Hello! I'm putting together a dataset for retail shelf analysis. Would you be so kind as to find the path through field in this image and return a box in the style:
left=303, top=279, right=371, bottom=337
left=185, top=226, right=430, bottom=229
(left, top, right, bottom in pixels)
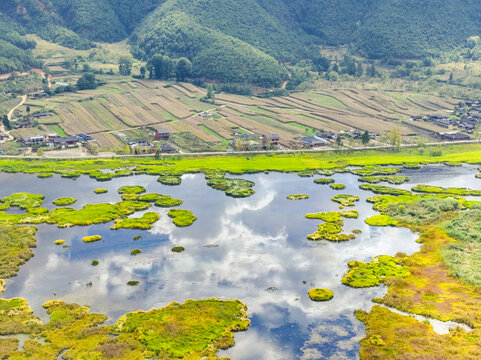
left=7, top=95, right=26, bottom=121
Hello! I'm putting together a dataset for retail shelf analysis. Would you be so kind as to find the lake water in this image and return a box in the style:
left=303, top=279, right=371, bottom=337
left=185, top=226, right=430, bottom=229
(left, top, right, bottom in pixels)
left=0, top=164, right=479, bottom=359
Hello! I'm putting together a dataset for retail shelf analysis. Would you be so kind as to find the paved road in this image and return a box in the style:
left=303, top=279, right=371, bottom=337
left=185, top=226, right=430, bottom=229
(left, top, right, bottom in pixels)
left=1, top=139, right=480, bottom=160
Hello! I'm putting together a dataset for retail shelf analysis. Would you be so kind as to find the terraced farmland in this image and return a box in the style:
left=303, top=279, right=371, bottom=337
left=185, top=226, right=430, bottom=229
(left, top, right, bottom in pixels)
left=19, top=79, right=457, bottom=149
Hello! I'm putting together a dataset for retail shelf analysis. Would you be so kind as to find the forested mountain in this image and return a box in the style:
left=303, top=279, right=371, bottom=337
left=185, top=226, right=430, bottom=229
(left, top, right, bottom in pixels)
left=0, top=13, right=40, bottom=73
left=1, top=0, right=481, bottom=83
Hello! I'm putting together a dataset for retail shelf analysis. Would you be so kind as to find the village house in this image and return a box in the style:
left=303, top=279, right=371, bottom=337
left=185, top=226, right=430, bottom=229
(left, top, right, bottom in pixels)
left=299, top=136, right=330, bottom=147
left=53, top=136, right=80, bottom=149
left=13, top=118, right=34, bottom=129
left=160, top=144, right=176, bottom=153
left=155, top=128, right=170, bottom=140
left=128, top=139, right=155, bottom=153
left=438, top=132, right=471, bottom=141
left=262, top=134, right=280, bottom=146
left=0, top=133, right=9, bottom=142
left=316, top=131, right=337, bottom=141
left=29, top=113, right=52, bottom=119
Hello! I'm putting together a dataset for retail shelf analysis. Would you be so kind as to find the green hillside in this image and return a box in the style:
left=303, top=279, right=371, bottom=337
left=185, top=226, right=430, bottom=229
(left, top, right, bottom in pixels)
left=0, top=14, right=40, bottom=73
left=1, top=0, right=481, bottom=82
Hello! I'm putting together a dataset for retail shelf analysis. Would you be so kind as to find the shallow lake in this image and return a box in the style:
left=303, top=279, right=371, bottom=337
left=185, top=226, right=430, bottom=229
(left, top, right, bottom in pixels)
left=0, top=164, right=479, bottom=359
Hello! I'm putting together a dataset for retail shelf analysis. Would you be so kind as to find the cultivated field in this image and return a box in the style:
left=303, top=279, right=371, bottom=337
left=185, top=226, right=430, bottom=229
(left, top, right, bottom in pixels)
left=12, top=78, right=459, bottom=149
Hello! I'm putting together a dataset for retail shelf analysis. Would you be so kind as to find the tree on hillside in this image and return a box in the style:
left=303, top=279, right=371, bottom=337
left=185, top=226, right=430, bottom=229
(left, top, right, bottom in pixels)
left=76, top=73, right=97, bottom=90
left=388, top=128, right=401, bottom=150
left=207, top=84, right=215, bottom=103
left=175, top=58, right=192, bottom=81
left=2, top=115, right=11, bottom=131
left=367, top=64, right=377, bottom=77
left=26, top=106, right=31, bottom=115
left=149, top=55, right=175, bottom=80
left=118, top=56, right=133, bottom=75
left=139, top=66, right=146, bottom=79
left=362, top=130, right=370, bottom=145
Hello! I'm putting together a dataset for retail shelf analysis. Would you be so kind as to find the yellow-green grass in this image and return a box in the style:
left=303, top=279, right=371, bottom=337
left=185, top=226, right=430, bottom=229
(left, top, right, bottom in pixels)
left=0, top=143, right=481, bottom=177
left=94, top=188, right=108, bottom=194
left=113, top=298, right=249, bottom=358
left=0, top=193, right=45, bottom=210
left=171, top=246, right=185, bottom=253
left=0, top=225, right=37, bottom=291
left=287, top=194, right=309, bottom=200
left=52, top=197, right=76, bottom=206
left=307, top=222, right=355, bottom=242
left=54, top=240, right=65, bottom=245
left=168, top=209, right=197, bottom=227
left=111, top=212, right=160, bottom=230
left=356, top=305, right=481, bottom=359
left=82, top=235, right=102, bottom=243
left=308, top=288, right=334, bottom=301
left=365, top=214, right=399, bottom=226
left=331, top=194, right=360, bottom=207
left=342, top=255, right=410, bottom=288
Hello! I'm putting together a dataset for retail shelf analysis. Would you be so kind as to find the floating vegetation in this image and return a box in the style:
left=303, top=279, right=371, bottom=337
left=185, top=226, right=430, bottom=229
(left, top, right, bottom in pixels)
left=113, top=299, right=249, bottom=358
left=47, top=201, right=150, bottom=228
left=91, top=260, right=99, bottom=266
left=305, top=210, right=359, bottom=223
left=307, top=222, right=355, bottom=242
left=0, top=192, right=45, bottom=209
left=53, top=197, right=77, bottom=206
left=154, top=196, right=183, bottom=208
left=476, top=173, right=481, bottom=179
left=0, top=225, right=36, bottom=289
left=94, top=188, right=108, bottom=194
left=130, top=249, right=142, bottom=256
left=206, top=173, right=255, bottom=197
left=314, top=177, right=335, bottom=184
left=412, top=184, right=481, bottom=196
left=308, top=288, right=334, bottom=301
left=111, top=212, right=160, bottom=230
left=168, top=209, right=197, bottom=227
left=82, top=235, right=102, bottom=243
left=351, top=166, right=401, bottom=176
left=443, top=161, right=462, bottom=167
left=133, top=235, right=142, bottom=241
left=54, top=240, right=65, bottom=245
left=172, top=246, right=185, bottom=253
left=158, top=176, right=182, bottom=185
left=297, top=169, right=316, bottom=177
left=365, top=215, right=399, bottom=226
left=332, top=194, right=360, bottom=207
left=127, top=280, right=139, bottom=286
left=360, top=184, right=412, bottom=196
left=117, top=185, right=146, bottom=195
left=403, top=162, right=421, bottom=169
left=287, top=194, right=309, bottom=200
left=353, top=229, right=362, bottom=234
left=342, top=255, right=410, bottom=288
left=359, top=176, right=410, bottom=184
left=37, top=173, right=53, bottom=178
left=330, top=183, right=346, bottom=190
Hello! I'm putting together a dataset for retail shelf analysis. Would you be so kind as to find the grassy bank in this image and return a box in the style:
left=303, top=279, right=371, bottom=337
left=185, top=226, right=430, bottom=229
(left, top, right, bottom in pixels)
left=0, top=144, right=481, bottom=177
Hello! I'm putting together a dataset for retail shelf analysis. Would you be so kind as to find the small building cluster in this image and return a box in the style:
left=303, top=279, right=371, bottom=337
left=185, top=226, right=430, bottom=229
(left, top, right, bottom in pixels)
left=18, top=133, right=93, bottom=150
left=410, top=100, right=481, bottom=139
left=13, top=113, right=52, bottom=129
left=128, top=128, right=176, bottom=154
left=231, top=133, right=280, bottom=150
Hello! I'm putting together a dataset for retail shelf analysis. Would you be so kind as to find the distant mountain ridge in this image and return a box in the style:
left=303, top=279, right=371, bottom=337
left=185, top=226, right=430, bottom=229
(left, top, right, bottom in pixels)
left=1, top=0, right=481, bottom=82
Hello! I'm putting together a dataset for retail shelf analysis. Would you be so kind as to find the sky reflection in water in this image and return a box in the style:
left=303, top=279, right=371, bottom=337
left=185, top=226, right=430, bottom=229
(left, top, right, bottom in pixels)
left=1, top=164, right=478, bottom=359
